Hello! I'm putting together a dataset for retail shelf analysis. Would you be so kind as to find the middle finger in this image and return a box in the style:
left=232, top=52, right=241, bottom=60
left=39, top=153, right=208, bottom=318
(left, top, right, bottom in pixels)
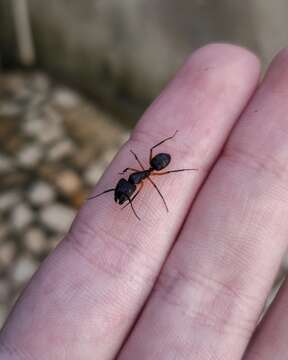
left=118, top=49, right=288, bottom=360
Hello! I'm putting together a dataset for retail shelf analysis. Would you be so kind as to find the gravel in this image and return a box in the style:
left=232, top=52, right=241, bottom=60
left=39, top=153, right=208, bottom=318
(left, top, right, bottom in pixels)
left=0, top=154, right=14, bottom=173
left=55, top=170, right=81, bottom=195
left=10, top=204, right=34, bottom=230
left=84, top=163, right=105, bottom=186
left=11, top=256, right=38, bottom=285
left=52, top=88, right=81, bottom=108
left=47, top=139, right=75, bottom=161
left=28, top=181, right=55, bottom=206
left=0, top=192, right=21, bottom=212
left=23, top=227, right=47, bottom=254
left=0, top=71, right=128, bottom=329
left=40, top=203, right=76, bottom=233
left=0, top=242, right=16, bottom=269
left=17, top=144, right=43, bottom=168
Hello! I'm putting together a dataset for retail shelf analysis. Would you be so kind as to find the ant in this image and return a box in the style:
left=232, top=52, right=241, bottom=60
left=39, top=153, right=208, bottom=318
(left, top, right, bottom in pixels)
left=88, top=131, right=197, bottom=220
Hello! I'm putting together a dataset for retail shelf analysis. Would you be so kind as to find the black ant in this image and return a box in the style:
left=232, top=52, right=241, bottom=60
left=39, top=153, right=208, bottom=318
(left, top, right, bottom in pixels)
left=88, top=131, right=197, bottom=220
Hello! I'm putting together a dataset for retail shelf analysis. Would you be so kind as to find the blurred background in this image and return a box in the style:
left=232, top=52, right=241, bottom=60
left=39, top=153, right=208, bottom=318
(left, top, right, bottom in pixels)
left=1, top=0, right=288, bottom=328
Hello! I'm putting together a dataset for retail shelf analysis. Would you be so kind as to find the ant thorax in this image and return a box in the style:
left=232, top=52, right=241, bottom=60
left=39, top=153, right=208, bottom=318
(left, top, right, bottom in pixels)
left=128, top=170, right=150, bottom=185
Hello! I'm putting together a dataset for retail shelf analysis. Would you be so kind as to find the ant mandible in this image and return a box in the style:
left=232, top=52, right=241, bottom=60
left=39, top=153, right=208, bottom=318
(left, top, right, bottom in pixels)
left=88, top=130, right=197, bottom=220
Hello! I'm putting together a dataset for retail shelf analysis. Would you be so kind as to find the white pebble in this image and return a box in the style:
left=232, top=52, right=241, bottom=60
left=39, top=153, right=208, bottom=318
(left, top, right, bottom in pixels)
left=28, top=181, right=55, bottom=205
left=0, top=154, right=14, bottom=173
left=11, top=256, right=38, bottom=285
left=31, top=72, right=50, bottom=92
left=48, top=140, right=75, bottom=161
left=17, top=144, right=42, bottom=168
left=39, top=123, right=63, bottom=144
left=102, top=148, right=118, bottom=165
left=11, top=203, right=34, bottom=230
left=23, top=115, right=63, bottom=144
left=55, top=170, right=81, bottom=195
left=23, top=113, right=42, bottom=134
left=0, top=103, right=21, bottom=116
left=23, top=117, right=45, bottom=137
left=40, top=203, right=76, bottom=233
left=24, top=227, right=47, bottom=254
left=0, top=223, right=9, bottom=242
left=22, top=108, right=63, bottom=144
left=84, top=163, right=104, bottom=186
left=52, top=88, right=81, bottom=108
left=0, top=242, right=16, bottom=267
left=0, top=192, right=20, bottom=212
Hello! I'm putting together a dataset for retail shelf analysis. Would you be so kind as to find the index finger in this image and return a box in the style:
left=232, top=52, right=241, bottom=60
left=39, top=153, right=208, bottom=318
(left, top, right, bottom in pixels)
left=0, top=44, right=260, bottom=360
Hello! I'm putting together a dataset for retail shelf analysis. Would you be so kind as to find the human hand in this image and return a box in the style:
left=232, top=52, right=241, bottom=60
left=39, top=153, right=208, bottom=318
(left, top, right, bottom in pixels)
left=1, top=43, right=288, bottom=360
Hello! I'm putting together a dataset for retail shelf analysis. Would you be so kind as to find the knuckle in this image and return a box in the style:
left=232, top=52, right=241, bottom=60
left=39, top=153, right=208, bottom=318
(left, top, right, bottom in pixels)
left=66, top=219, right=156, bottom=288
left=153, top=265, right=258, bottom=336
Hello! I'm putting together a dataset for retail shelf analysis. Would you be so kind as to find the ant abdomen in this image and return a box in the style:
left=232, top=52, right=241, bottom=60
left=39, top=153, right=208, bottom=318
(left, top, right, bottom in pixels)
left=150, top=153, right=171, bottom=171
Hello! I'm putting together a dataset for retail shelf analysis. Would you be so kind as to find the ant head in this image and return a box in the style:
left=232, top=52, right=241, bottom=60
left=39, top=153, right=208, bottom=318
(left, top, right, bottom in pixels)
left=116, top=192, right=128, bottom=205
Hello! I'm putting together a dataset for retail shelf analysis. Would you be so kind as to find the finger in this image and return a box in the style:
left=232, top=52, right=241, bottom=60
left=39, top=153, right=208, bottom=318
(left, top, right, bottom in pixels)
left=118, top=49, right=288, bottom=359
left=244, top=277, right=288, bottom=360
left=0, top=44, right=260, bottom=360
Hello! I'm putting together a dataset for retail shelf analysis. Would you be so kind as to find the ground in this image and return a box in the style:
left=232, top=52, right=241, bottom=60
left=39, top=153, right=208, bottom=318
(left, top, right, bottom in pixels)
left=0, top=71, right=129, bottom=327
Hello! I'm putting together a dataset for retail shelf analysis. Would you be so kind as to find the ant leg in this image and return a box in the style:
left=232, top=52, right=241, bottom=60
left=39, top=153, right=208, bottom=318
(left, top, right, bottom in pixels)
left=152, top=168, right=198, bottom=176
left=130, top=150, right=145, bottom=170
left=121, top=182, right=144, bottom=210
left=149, top=130, right=178, bottom=162
left=87, top=188, right=115, bottom=200
left=119, top=167, right=139, bottom=175
left=147, top=176, right=169, bottom=212
left=124, top=194, right=141, bottom=220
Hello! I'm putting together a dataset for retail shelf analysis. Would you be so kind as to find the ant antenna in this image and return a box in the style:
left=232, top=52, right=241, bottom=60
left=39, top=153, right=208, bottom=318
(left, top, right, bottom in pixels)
left=87, top=188, right=115, bottom=200
left=130, top=150, right=145, bottom=170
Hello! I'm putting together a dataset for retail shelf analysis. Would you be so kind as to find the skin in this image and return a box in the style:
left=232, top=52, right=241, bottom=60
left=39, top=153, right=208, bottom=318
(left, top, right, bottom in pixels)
left=1, top=43, right=288, bottom=359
